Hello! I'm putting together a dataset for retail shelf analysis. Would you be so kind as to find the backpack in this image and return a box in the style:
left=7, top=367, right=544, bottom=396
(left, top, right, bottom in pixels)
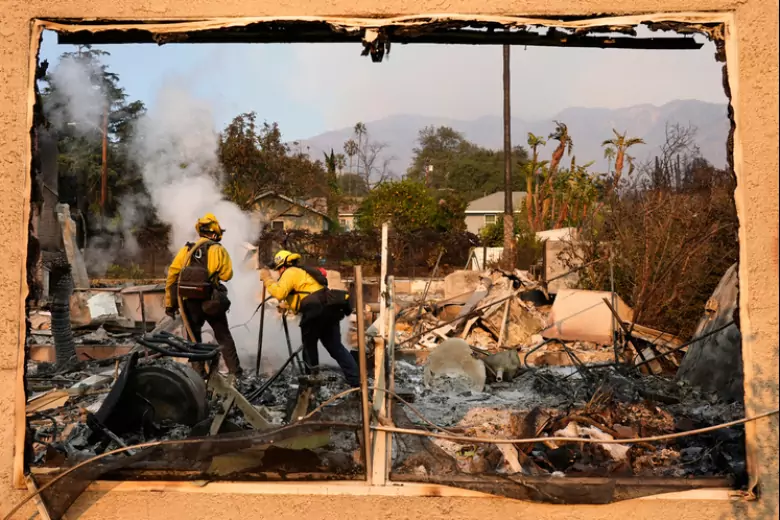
left=178, top=241, right=216, bottom=300
left=297, top=266, right=353, bottom=319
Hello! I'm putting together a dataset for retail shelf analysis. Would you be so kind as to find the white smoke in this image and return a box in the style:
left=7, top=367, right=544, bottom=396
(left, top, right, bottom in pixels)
left=129, top=85, right=341, bottom=373
left=44, top=55, right=106, bottom=135
left=43, top=54, right=145, bottom=277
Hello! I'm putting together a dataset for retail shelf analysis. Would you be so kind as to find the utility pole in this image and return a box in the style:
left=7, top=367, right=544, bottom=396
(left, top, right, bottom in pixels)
left=502, top=44, right=515, bottom=270
left=100, top=102, right=108, bottom=218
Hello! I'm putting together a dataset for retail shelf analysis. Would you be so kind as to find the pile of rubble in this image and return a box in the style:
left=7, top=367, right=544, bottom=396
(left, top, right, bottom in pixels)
left=21, top=259, right=748, bottom=514
left=385, top=267, right=746, bottom=483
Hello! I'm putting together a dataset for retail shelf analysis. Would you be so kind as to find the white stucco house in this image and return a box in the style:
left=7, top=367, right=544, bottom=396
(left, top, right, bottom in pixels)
left=464, top=191, right=527, bottom=235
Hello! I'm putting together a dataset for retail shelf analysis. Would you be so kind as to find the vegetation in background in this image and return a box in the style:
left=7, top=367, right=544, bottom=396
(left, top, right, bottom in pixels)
left=41, top=46, right=147, bottom=225
left=218, top=112, right=329, bottom=209
left=565, top=125, right=738, bottom=338
left=405, top=126, right=529, bottom=201
left=355, top=179, right=467, bottom=233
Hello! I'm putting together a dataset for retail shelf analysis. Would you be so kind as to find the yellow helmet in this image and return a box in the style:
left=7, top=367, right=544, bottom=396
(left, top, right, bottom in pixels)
left=272, top=249, right=301, bottom=270
left=196, top=213, right=225, bottom=240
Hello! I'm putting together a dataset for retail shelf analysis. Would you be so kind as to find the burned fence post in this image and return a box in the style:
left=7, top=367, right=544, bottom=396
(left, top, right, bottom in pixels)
left=354, top=265, right=373, bottom=482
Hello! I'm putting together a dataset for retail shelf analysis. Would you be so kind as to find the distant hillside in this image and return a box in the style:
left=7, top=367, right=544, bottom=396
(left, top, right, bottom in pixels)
left=293, top=100, right=729, bottom=177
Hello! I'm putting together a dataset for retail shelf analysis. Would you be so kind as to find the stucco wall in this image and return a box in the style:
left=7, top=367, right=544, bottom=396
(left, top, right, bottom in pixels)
left=0, top=2, right=777, bottom=519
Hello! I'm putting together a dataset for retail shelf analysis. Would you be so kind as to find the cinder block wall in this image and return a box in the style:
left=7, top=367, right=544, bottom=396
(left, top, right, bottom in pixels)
left=0, top=3, right=776, bottom=519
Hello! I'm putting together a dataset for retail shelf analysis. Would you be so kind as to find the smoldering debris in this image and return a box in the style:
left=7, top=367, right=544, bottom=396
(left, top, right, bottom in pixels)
left=384, top=266, right=748, bottom=486
left=21, top=247, right=753, bottom=519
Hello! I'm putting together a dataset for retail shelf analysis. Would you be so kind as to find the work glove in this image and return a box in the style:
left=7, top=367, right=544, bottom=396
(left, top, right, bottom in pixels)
left=259, top=269, right=273, bottom=283
left=165, top=307, right=177, bottom=318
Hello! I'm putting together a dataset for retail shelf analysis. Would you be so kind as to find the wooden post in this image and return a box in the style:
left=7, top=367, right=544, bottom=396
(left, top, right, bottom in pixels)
left=385, top=276, right=396, bottom=475
left=100, top=102, right=109, bottom=217
left=139, top=290, right=146, bottom=332
left=370, top=336, right=387, bottom=485
left=379, top=222, right=389, bottom=338
left=354, top=266, right=372, bottom=482
left=502, top=44, right=515, bottom=271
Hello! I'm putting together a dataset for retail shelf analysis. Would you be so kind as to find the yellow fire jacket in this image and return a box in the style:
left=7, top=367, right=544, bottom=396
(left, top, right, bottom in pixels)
left=165, top=237, right=233, bottom=308
left=263, top=267, right=324, bottom=314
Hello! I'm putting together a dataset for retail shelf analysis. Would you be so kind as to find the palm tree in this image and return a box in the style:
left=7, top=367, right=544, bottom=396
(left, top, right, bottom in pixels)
left=602, top=129, right=645, bottom=189
left=343, top=139, right=358, bottom=173
left=525, top=132, right=547, bottom=229
left=548, top=121, right=573, bottom=175
left=604, top=146, right=616, bottom=174
left=540, top=121, right=573, bottom=228
left=353, top=122, right=367, bottom=176
left=335, top=153, right=346, bottom=174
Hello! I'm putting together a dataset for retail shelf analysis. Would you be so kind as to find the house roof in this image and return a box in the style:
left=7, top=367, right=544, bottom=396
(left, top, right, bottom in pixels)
left=253, top=191, right=332, bottom=222
left=466, top=191, right=527, bottom=214
left=338, top=198, right=364, bottom=216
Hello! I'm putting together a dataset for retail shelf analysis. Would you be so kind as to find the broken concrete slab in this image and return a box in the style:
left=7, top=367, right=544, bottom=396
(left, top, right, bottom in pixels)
left=86, top=292, right=119, bottom=320
left=55, top=203, right=89, bottom=289
left=443, top=270, right=485, bottom=300
left=676, top=263, right=743, bottom=402
left=542, top=289, right=633, bottom=345
left=423, top=338, right=486, bottom=392
left=483, top=299, right=545, bottom=346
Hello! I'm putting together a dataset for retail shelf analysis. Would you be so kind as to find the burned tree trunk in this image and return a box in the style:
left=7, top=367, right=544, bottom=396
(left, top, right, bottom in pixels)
left=49, top=254, right=78, bottom=368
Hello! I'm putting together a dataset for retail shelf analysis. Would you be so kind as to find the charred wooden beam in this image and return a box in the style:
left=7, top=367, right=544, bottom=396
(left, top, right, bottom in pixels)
left=57, top=24, right=702, bottom=50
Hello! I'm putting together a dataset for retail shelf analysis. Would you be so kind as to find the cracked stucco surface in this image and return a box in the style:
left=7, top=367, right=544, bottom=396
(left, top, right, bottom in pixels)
left=0, top=1, right=777, bottom=518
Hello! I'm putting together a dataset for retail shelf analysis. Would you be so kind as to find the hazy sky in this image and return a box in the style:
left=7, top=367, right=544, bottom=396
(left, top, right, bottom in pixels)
left=38, top=27, right=728, bottom=140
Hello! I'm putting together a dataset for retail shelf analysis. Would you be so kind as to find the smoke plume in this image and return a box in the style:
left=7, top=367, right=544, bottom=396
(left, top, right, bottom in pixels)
left=44, top=55, right=107, bottom=135
left=129, top=85, right=340, bottom=372
left=43, top=54, right=145, bottom=277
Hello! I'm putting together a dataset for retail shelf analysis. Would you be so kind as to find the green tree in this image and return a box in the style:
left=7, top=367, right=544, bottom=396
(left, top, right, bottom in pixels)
left=42, top=46, right=147, bottom=225
left=323, top=149, right=342, bottom=229
left=524, top=132, right=547, bottom=229
left=355, top=180, right=465, bottom=233
left=218, top=112, right=328, bottom=209
left=406, top=126, right=529, bottom=201
left=338, top=173, right=370, bottom=197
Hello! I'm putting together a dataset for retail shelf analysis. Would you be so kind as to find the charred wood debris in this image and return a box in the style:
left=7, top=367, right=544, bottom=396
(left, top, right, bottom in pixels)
left=24, top=262, right=746, bottom=509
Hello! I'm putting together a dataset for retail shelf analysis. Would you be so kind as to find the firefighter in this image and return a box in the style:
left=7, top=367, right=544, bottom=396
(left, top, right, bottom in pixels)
left=164, top=213, right=243, bottom=378
left=259, top=250, right=359, bottom=388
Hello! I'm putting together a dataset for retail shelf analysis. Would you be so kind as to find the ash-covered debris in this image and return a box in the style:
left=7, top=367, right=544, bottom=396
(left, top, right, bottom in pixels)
left=25, top=325, right=366, bottom=480
left=388, top=266, right=748, bottom=483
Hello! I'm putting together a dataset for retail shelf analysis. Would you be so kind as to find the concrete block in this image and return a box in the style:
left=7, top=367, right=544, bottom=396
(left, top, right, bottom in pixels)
left=443, top=270, right=484, bottom=300
left=542, top=289, right=633, bottom=345
left=423, top=338, right=486, bottom=392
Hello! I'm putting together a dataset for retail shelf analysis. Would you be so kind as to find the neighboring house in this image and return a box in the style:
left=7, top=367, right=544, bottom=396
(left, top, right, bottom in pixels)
left=252, top=191, right=331, bottom=232
left=465, top=191, right=527, bottom=235
left=337, top=198, right=363, bottom=232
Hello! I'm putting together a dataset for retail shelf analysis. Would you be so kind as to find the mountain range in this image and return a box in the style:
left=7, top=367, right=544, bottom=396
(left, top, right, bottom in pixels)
left=293, top=99, right=729, bottom=176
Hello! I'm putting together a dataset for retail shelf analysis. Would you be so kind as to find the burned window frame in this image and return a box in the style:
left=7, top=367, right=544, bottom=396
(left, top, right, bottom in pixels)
left=16, top=11, right=757, bottom=506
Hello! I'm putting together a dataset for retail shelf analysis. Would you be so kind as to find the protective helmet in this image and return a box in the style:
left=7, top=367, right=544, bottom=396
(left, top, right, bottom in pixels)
left=272, top=250, right=302, bottom=270
left=196, top=213, right=225, bottom=240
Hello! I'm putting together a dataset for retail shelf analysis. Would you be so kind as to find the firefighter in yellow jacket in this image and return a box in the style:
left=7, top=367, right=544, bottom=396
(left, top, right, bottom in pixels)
left=260, top=250, right=359, bottom=387
left=165, top=213, right=243, bottom=377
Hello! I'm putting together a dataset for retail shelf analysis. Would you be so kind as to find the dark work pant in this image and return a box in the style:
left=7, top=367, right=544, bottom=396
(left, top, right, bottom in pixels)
left=300, top=314, right=360, bottom=387
left=183, top=298, right=243, bottom=375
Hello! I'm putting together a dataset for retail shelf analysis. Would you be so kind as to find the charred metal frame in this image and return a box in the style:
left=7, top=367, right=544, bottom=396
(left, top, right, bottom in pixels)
left=18, top=11, right=749, bottom=505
